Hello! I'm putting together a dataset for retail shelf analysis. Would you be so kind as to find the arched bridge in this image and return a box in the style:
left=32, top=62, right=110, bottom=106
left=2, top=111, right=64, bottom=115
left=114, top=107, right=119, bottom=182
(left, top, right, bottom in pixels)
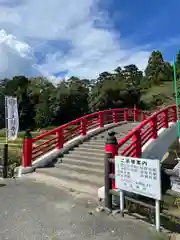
left=19, top=105, right=179, bottom=196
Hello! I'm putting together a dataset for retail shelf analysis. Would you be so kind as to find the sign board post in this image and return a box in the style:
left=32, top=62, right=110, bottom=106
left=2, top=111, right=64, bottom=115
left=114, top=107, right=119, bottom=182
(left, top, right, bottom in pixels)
left=115, top=156, right=161, bottom=231
left=119, top=189, right=124, bottom=217
left=155, top=199, right=160, bottom=231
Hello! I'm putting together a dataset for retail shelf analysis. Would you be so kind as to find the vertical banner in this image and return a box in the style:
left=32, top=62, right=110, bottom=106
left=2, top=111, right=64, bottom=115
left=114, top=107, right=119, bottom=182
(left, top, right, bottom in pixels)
left=5, top=96, right=19, bottom=141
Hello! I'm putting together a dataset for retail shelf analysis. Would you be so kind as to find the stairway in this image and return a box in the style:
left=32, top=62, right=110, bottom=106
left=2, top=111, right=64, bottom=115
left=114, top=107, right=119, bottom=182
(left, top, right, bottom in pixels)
left=35, top=122, right=139, bottom=195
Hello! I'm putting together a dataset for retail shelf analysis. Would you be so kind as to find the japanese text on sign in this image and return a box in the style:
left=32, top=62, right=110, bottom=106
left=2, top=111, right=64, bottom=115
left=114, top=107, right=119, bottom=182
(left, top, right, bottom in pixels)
left=5, top=96, right=19, bottom=141
left=115, top=156, right=161, bottom=200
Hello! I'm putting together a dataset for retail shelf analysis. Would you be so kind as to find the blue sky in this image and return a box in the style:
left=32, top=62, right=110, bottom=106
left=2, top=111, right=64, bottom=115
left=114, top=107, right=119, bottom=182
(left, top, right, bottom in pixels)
left=100, top=0, right=180, bottom=61
left=0, top=0, right=179, bottom=81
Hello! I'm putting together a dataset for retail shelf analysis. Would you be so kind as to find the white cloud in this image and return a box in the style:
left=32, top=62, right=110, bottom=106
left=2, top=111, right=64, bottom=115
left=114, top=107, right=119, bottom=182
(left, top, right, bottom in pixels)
left=0, top=0, right=151, bottom=80
left=0, top=29, right=39, bottom=78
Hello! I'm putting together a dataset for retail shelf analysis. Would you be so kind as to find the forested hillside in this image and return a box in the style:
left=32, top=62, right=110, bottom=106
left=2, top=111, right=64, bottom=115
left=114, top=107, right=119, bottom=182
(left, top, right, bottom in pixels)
left=0, top=50, right=180, bottom=130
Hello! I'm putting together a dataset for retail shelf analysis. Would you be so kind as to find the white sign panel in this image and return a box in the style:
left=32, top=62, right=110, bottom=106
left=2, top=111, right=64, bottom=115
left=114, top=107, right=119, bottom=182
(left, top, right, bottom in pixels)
left=115, top=156, right=161, bottom=200
left=5, top=96, right=19, bottom=141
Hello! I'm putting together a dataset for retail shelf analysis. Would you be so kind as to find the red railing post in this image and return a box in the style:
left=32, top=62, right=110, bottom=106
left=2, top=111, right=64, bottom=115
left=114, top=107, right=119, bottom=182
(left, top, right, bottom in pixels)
left=56, top=128, right=64, bottom=149
left=132, top=129, right=141, bottom=157
left=133, top=106, right=138, bottom=122
left=22, top=130, right=32, bottom=167
left=80, top=118, right=87, bottom=136
left=105, top=132, right=118, bottom=189
left=162, top=109, right=168, bottom=128
left=172, top=105, right=177, bottom=123
left=124, top=109, right=129, bottom=121
left=98, top=112, right=104, bottom=128
left=113, top=110, right=118, bottom=123
left=150, top=115, right=157, bottom=139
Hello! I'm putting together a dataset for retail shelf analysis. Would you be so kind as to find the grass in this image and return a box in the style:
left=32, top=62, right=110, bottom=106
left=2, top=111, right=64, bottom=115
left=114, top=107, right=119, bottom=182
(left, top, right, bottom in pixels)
left=0, top=128, right=42, bottom=138
left=0, top=129, right=46, bottom=175
left=141, top=81, right=180, bottom=110
left=0, top=125, right=75, bottom=157
left=0, top=125, right=77, bottom=177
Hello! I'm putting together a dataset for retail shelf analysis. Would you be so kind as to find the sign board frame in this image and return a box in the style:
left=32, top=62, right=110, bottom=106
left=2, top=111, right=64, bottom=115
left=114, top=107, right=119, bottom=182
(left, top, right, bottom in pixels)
left=115, top=155, right=161, bottom=231
left=115, top=155, right=161, bottom=200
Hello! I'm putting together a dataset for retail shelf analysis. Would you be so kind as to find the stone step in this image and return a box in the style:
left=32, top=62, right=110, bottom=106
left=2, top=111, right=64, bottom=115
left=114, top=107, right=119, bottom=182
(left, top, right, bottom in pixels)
left=55, top=162, right=104, bottom=176
left=93, top=132, right=127, bottom=137
left=79, top=143, right=104, bottom=150
left=88, top=139, right=106, bottom=144
left=57, top=157, right=104, bottom=169
left=92, top=136, right=125, bottom=142
left=85, top=141, right=105, bottom=146
left=92, top=135, right=106, bottom=139
left=36, top=167, right=103, bottom=189
left=85, top=140, right=129, bottom=148
left=61, top=154, right=104, bottom=162
left=52, top=122, right=139, bottom=194
left=68, top=150, right=105, bottom=157
left=90, top=134, right=132, bottom=142
left=29, top=122, right=139, bottom=196
left=75, top=146, right=105, bottom=153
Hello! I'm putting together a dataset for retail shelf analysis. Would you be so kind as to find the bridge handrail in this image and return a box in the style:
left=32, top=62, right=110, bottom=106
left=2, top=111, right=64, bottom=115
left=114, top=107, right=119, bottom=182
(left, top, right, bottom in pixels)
left=22, top=107, right=146, bottom=167
left=118, top=105, right=177, bottom=157
left=32, top=108, right=139, bottom=142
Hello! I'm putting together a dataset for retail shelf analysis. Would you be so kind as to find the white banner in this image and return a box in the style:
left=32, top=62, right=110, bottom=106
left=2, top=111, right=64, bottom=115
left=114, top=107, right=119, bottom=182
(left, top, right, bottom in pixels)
left=5, top=96, right=19, bottom=141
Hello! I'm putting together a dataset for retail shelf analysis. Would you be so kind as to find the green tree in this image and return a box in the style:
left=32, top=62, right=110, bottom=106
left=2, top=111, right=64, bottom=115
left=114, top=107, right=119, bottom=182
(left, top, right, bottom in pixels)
left=35, top=90, right=54, bottom=128
left=51, top=77, right=89, bottom=125
left=4, top=76, right=35, bottom=130
left=0, top=49, right=177, bottom=131
left=122, top=64, right=143, bottom=88
left=176, top=50, right=180, bottom=79
left=89, top=67, right=140, bottom=111
left=145, top=51, right=173, bottom=86
left=67, top=77, right=89, bottom=118
left=50, top=81, right=72, bottom=125
left=145, top=51, right=164, bottom=85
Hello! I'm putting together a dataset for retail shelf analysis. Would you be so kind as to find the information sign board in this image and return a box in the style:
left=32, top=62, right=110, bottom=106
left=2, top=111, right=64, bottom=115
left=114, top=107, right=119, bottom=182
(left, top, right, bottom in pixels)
left=115, top=156, right=161, bottom=200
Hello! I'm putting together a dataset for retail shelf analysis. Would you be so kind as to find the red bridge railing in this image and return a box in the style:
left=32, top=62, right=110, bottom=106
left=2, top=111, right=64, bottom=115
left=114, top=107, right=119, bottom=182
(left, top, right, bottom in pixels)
left=104, top=105, right=177, bottom=190
left=22, top=107, right=146, bottom=167
left=117, top=105, right=177, bottom=158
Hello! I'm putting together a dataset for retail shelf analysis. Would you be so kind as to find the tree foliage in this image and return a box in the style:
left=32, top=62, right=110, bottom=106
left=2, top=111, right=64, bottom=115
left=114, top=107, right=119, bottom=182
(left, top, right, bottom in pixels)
left=0, top=50, right=177, bottom=130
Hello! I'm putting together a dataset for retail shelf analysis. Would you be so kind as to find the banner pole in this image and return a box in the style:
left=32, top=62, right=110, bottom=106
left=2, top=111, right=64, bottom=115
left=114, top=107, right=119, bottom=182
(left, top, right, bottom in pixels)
left=4, top=96, right=8, bottom=144
left=173, top=61, right=180, bottom=143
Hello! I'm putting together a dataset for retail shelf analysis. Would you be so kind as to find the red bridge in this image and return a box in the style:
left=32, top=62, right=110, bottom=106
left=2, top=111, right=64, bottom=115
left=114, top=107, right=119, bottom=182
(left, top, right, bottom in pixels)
left=20, top=105, right=178, bottom=196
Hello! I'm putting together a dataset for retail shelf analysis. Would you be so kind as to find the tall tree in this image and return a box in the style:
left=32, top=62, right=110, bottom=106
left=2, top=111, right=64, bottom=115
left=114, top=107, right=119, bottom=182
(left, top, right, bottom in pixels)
left=89, top=66, right=140, bottom=111
left=122, top=64, right=143, bottom=88
left=51, top=77, right=89, bottom=125
left=145, top=51, right=164, bottom=85
left=145, top=51, right=173, bottom=86
left=176, top=50, right=180, bottom=79
left=35, top=90, right=54, bottom=128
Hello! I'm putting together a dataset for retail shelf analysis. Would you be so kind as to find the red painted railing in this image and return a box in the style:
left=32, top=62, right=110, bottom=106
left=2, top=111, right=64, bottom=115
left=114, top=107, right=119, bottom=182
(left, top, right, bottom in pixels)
left=104, top=105, right=177, bottom=190
left=117, top=105, right=177, bottom=157
left=22, top=107, right=146, bottom=167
